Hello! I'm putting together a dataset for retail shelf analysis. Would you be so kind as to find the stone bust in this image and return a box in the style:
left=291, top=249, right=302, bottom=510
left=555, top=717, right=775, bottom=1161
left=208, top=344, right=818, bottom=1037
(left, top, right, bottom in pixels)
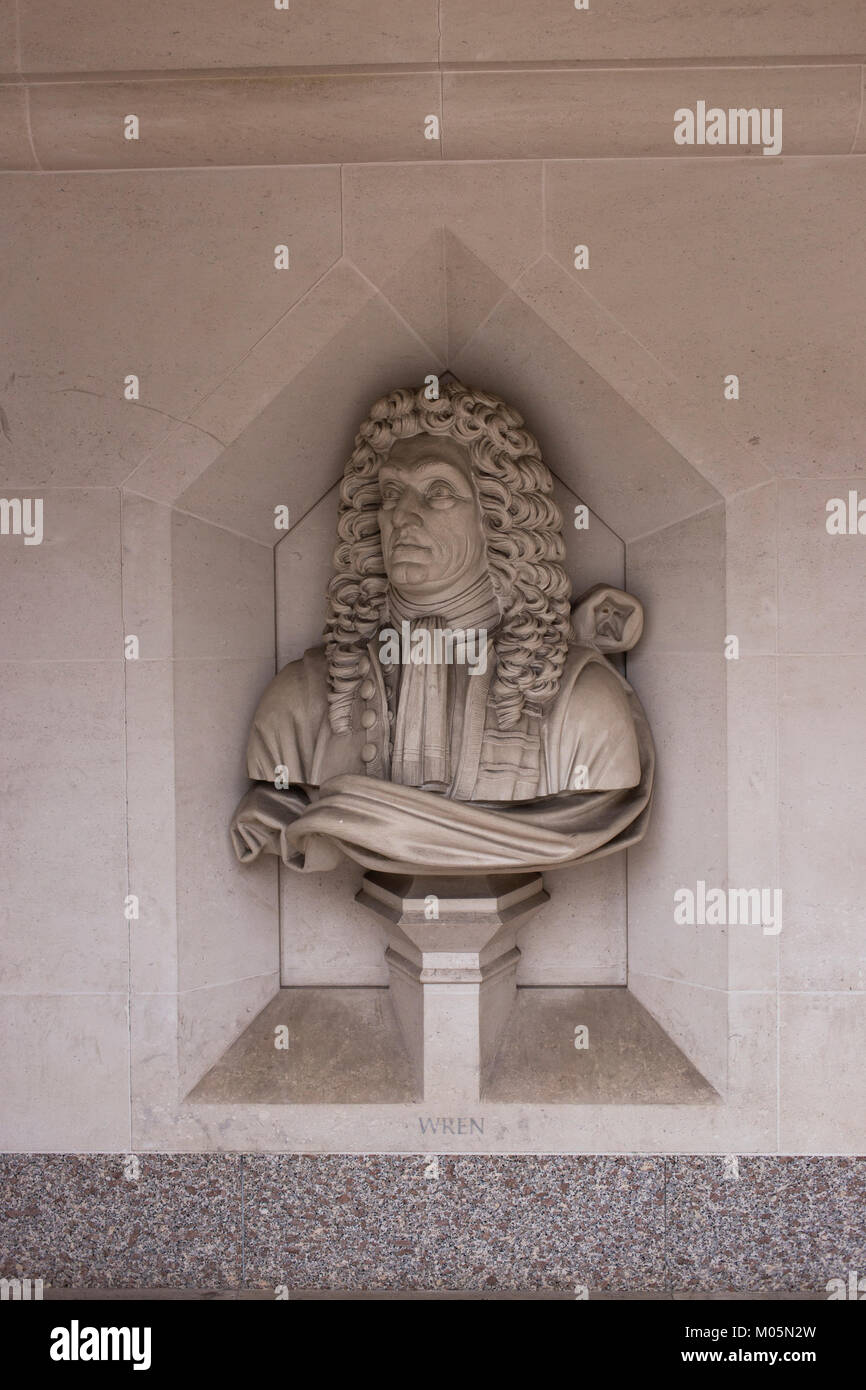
left=230, top=381, right=654, bottom=875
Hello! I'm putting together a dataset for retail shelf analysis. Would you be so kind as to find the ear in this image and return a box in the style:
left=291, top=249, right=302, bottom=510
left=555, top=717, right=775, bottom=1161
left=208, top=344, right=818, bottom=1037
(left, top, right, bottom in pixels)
left=571, top=583, right=644, bottom=653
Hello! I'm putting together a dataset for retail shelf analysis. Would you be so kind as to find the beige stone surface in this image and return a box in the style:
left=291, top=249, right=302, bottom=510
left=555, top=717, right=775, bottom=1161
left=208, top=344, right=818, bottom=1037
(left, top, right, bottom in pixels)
left=18, top=0, right=440, bottom=71
left=275, top=484, right=340, bottom=667
left=517, top=857, right=627, bottom=987
left=0, top=994, right=130, bottom=1150
left=173, top=657, right=279, bottom=993
left=440, top=1, right=866, bottom=61
left=16, top=0, right=866, bottom=74
left=0, top=85, right=860, bottom=1155
left=187, top=260, right=376, bottom=457
left=626, top=652, right=728, bottom=992
left=127, top=984, right=779, bottom=1155
left=515, top=255, right=768, bottom=501
left=126, top=658, right=178, bottom=996
left=0, top=488, right=120, bottom=658
left=28, top=74, right=442, bottom=169
left=192, top=983, right=715, bottom=1106
left=551, top=474, right=625, bottom=596
left=190, top=986, right=417, bottom=1104
left=0, top=661, right=126, bottom=994
left=133, top=1076, right=778, bottom=1155
left=156, top=1101, right=779, bottom=1152
left=131, top=992, right=202, bottom=1144
left=178, top=972, right=279, bottom=1096
left=453, top=291, right=719, bottom=540
left=177, top=294, right=435, bottom=542
left=1, top=169, right=341, bottom=486
left=122, top=427, right=225, bottom=507
left=359, top=874, right=548, bottom=1101
left=444, top=66, right=860, bottom=161
left=125, top=947, right=780, bottom=1153
left=171, top=512, right=273, bottom=661
left=778, top=479, right=866, bottom=655
left=726, top=656, right=780, bottom=993
left=343, top=162, right=544, bottom=305
left=546, top=159, right=866, bottom=478
left=121, top=492, right=179, bottom=996
left=0, top=8, right=21, bottom=75
left=628, top=972, right=729, bottom=1093
left=15, top=66, right=862, bottom=170
left=779, top=993, right=866, bottom=1151
left=724, top=991, right=778, bottom=1115
left=370, top=231, right=448, bottom=360
left=725, top=483, right=778, bottom=655
left=279, top=858, right=387, bottom=987
left=627, top=505, right=726, bottom=653
left=444, top=231, right=509, bottom=360
left=487, top=986, right=716, bottom=1103
left=0, top=87, right=36, bottom=169
left=121, top=493, right=173, bottom=659
left=778, top=656, right=866, bottom=993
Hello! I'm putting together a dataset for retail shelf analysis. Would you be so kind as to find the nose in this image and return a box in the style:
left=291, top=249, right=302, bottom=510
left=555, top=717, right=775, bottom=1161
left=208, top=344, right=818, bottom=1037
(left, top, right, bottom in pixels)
left=392, top=487, right=424, bottom=528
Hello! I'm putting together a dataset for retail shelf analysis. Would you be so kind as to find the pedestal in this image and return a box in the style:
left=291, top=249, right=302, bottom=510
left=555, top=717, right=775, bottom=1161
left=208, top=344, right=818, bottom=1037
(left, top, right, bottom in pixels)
left=356, top=872, right=549, bottom=1102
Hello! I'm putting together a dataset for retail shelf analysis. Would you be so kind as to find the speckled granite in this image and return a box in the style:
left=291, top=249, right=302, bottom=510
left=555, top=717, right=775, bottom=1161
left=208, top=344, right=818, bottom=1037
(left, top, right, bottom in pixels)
left=666, top=1156, right=866, bottom=1292
left=243, top=1155, right=437, bottom=1290
left=0, top=1154, right=241, bottom=1288
left=242, top=1155, right=666, bottom=1291
left=1, top=1154, right=863, bottom=1292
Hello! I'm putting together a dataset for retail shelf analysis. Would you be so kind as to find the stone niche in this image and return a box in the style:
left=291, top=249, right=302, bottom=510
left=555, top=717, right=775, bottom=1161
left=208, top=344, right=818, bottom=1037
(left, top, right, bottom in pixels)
left=123, top=234, right=740, bottom=1152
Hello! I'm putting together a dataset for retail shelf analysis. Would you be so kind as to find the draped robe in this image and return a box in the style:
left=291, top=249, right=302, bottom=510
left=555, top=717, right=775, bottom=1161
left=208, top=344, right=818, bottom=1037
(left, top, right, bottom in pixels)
left=233, top=630, right=655, bottom=876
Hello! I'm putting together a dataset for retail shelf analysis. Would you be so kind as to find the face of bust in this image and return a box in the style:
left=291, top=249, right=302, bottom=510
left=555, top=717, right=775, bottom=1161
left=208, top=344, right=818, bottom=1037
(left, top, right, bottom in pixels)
left=377, top=434, right=488, bottom=601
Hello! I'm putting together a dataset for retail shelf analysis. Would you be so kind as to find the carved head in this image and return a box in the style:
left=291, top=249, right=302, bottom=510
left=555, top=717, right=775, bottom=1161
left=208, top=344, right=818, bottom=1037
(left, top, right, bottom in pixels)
left=377, top=433, right=488, bottom=600
left=324, top=382, right=572, bottom=733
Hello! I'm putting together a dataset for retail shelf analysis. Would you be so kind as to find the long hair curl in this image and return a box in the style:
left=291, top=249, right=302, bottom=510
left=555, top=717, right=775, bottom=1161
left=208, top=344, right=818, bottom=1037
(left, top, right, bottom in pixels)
left=324, top=381, right=572, bottom=732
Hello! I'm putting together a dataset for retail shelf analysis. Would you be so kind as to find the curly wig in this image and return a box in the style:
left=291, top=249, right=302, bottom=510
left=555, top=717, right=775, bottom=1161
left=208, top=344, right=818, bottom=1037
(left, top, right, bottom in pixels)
left=324, top=381, right=573, bottom=733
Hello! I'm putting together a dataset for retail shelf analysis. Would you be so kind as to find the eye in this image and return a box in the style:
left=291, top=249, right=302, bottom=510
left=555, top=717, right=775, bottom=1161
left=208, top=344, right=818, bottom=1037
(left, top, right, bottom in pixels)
left=380, top=484, right=402, bottom=508
left=425, top=479, right=459, bottom=504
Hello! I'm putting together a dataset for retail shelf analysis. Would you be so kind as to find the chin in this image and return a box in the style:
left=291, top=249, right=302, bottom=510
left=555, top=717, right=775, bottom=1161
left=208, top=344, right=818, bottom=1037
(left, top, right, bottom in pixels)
left=390, top=562, right=432, bottom=587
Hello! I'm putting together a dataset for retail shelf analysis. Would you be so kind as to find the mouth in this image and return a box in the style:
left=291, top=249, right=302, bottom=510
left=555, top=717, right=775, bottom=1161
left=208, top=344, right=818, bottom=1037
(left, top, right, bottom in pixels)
left=390, top=537, right=430, bottom=557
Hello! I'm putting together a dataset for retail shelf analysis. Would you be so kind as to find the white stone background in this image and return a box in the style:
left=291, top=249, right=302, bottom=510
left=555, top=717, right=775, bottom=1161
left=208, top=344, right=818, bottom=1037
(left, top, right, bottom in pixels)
left=0, top=1, right=864, bottom=1152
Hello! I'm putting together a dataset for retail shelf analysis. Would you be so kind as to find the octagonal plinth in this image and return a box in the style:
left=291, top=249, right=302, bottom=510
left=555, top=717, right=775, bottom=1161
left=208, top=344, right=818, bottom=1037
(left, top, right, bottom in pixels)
left=356, top=872, right=549, bottom=1102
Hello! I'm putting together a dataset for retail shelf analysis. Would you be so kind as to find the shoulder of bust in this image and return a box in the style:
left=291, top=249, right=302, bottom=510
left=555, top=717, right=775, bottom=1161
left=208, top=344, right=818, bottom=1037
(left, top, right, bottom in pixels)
left=560, top=640, right=615, bottom=685
left=255, top=645, right=327, bottom=708
left=557, top=642, right=632, bottom=712
left=246, top=645, right=330, bottom=784
left=550, top=643, right=641, bottom=790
